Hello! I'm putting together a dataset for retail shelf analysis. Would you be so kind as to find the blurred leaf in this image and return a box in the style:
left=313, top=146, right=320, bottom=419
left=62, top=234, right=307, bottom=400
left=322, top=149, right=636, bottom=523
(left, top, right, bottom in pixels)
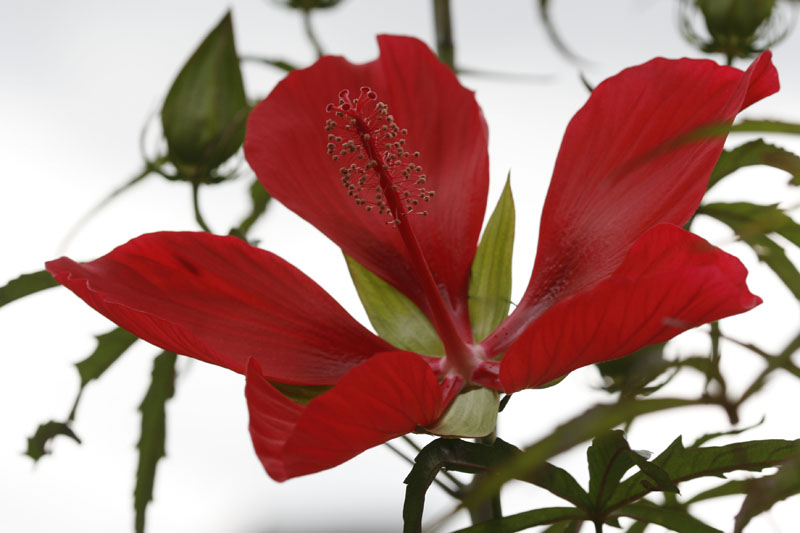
left=345, top=255, right=443, bottom=355
left=270, top=382, right=330, bottom=405
left=709, top=139, right=800, bottom=189
left=686, top=478, right=751, bottom=504
left=542, top=520, right=584, bottom=533
left=231, top=178, right=272, bottom=238
left=613, top=502, right=722, bottom=533
left=691, top=119, right=800, bottom=139
left=596, top=343, right=671, bottom=397
left=700, top=202, right=800, bottom=299
left=469, top=175, right=515, bottom=342
left=0, top=270, right=58, bottom=308
left=463, top=398, right=695, bottom=510
left=452, top=507, right=588, bottom=533
left=25, top=421, right=81, bottom=462
left=161, top=12, right=248, bottom=176
left=537, top=0, right=583, bottom=61
left=135, top=351, right=177, bottom=533
left=607, top=437, right=800, bottom=511
left=734, top=456, right=800, bottom=532
left=75, top=328, right=138, bottom=389
left=689, top=416, right=765, bottom=448
left=625, top=520, right=649, bottom=533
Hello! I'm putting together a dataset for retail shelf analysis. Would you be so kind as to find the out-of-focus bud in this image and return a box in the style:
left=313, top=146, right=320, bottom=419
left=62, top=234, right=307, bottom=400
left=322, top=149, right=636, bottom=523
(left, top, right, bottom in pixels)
left=679, top=0, right=797, bottom=62
left=275, top=0, right=342, bottom=11
left=161, top=12, right=249, bottom=182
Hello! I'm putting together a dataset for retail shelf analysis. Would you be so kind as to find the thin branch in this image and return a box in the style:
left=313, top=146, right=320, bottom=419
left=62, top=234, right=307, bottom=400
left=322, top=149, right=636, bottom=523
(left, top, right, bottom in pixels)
left=432, top=0, right=455, bottom=70
left=383, top=441, right=460, bottom=498
left=192, top=182, right=213, bottom=233
left=301, top=9, right=323, bottom=59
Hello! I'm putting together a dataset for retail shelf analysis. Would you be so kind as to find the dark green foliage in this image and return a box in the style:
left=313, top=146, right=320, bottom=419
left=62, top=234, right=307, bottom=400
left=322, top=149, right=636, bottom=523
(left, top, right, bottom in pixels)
left=709, top=139, right=800, bottom=189
left=134, top=352, right=177, bottom=533
left=26, top=421, right=81, bottom=461
left=0, top=270, right=59, bottom=308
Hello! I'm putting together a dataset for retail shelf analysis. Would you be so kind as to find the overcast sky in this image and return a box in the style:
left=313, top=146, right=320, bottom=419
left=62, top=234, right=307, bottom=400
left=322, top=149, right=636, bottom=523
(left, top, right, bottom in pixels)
left=2, top=1, right=800, bottom=532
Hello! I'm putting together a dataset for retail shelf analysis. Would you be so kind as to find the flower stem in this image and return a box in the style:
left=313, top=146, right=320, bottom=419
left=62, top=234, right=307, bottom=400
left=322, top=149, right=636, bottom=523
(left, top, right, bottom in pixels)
left=432, top=0, right=455, bottom=70
left=192, top=182, right=213, bottom=233
left=301, top=9, right=323, bottom=59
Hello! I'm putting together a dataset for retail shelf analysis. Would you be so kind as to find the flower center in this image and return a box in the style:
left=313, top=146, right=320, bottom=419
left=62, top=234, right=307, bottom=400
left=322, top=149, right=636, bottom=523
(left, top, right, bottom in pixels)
left=324, top=87, right=435, bottom=225
left=323, top=87, right=485, bottom=384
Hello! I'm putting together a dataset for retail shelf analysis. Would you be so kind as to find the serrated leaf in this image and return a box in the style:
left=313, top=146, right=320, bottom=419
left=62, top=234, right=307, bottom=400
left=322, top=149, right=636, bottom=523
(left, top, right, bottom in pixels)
left=75, top=328, right=138, bottom=388
left=709, top=139, right=800, bottom=189
left=0, top=270, right=59, bottom=308
left=231, top=178, right=271, bottom=238
left=345, top=255, right=443, bottom=355
left=135, top=351, right=177, bottom=533
left=588, top=431, right=678, bottom=511
left=686, top=478, right=751, bottom=504
left=463, top=398, right=695, bottom=510
left=161, top=12, right=248, bottom=175
left=607, top=437, right=800, bottom=511
left=403, top=438, right=590, bottom=532
left=25, top=421, right=81, bottom=461
left=613, top=502, right=722, bottom=533
left=452, top=507, right=588, bottom=533
left=469, top=175, right=515, bottom=342
left=734, top=456, right=800, bottom=532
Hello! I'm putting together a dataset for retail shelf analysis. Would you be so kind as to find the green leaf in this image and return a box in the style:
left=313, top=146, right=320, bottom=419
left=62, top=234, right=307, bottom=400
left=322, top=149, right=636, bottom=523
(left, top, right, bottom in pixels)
left=708, top=139, right=800, bottom=189
left=734, top=456, right=800, bottom=532
left=75, top=328, right=138, bottom=389
left=607, top=437, right=800, bottom=511
left=452, top=507, right=588, bottom=533
left=686, top=479, right=751, bottom=504
left=469, top=175, right=515, bottom=342
left=161, top=12, right=248, bottom=176
left=463, top=398, right=695, bottom=510
left=542, top=520, right=585, bottom=533
left=613, top=502, right=722, bottom=533
left=345, top=255, right=443, bottom=355
left=270, top=382, right=331, bottom=405
left=135, top=351, right=177, bottom=533
left=688, top=416, right=765, bottom=448
left=403, top=438, right=591, bottom=532
left=700, top=202, right=800, bottom=246
left=689, top=119, right=800, bottom=140
left=231, top=178, right=271, bottom=238
left=25, top=421, right=81, bottom=461
left=700, top=202, right=800, bottom=299
left=587, top=431, right=678, bottom=512
left=0, top=270, right=59, bottom=308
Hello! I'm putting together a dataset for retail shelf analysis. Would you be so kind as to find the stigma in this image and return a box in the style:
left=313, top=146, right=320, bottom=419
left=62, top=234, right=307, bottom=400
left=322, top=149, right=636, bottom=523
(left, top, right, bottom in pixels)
left=324, top=87, right=434, bottom=225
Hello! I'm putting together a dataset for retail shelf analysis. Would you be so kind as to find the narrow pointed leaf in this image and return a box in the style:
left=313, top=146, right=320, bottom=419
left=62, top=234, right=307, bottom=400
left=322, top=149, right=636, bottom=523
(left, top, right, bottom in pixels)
left=25, top=421, right=81, bottom=461
left=469, top=175, right=515, bottom=342
left=452, top=507, right=588, bottom=533
left=686, top=479, right=751, bottom=504
left=0, top=270, right=59, bottom=308
left=613, top=503, right=722, bottom=533
left=462, top=399, right=696, bottom=508
left=345, top=255, right=443, bottom=355
left=76, top=328, right=138, bottom=388
left=607, top=437, right=800, bottom=510
left=161, top=12, right=248, bottom=174
left=135, top=351, right=177, bottom=533
left=708, top=139, right=800, bottom=189
left=734, top=456, right=800, bottom=533
left=700, top=202, right=800, bottom=299
left=588, top=430, right=636, bottom=506
left=689, top=417, right=765, bottom=448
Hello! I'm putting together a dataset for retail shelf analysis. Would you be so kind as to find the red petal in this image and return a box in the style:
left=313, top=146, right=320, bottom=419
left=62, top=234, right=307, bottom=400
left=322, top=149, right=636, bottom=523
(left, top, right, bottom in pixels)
left=487, top=53, right=777, bottom=353
left=244, top=35, right=488, bottom=323
left=46, top=232, right=392, bottom=384
left=499, top=224, right=761, bottom=393
left=246, top=351, right=459, bottom=481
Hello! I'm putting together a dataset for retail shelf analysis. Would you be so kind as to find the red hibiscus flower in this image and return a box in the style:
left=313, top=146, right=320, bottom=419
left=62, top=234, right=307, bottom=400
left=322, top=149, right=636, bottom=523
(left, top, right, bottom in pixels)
left=46, top=36, right=778, bottom=482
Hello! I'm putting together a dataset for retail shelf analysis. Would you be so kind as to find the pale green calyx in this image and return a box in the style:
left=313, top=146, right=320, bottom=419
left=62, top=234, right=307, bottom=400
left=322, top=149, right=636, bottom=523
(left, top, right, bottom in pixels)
left=426, top=386, right=499, bottom=438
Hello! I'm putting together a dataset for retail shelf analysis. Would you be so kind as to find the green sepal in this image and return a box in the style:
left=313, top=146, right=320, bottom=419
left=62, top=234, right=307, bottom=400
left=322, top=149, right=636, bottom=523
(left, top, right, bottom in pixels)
left=426, top=387, right=499, bottom=438
left=344, top=254, right=443, bottom=356
left=161, top=12, right=248, bottom=178
left=469, top=174, right=515, bottom=342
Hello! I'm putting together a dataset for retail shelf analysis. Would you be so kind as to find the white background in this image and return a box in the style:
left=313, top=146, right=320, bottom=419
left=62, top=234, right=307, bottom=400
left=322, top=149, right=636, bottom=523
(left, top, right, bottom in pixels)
left=2, top=1, right=799, bottom=531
